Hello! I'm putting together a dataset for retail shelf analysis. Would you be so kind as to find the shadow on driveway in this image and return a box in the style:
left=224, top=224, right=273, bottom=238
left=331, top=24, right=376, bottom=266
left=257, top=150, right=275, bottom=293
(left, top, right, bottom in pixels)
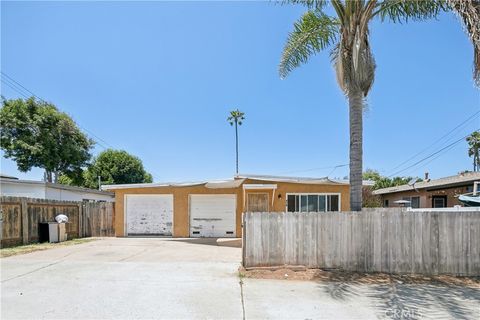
left=169, top=238, right=221, bottom=247
left=321, top=276, right=480, bottom=319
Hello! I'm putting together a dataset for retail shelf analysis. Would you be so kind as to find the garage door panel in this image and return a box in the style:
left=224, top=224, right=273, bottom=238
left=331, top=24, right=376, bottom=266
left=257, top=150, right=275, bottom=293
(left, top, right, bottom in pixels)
left=190, top=195, right=236, bottom=238
left=126, top=195, right=173, bottom=236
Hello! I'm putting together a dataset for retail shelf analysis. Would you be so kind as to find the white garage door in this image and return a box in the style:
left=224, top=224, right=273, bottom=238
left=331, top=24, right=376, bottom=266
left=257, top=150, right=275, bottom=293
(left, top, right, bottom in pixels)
left=125, top=195, right=173, bottom=236
left=190, top=195, right=236, bottom=238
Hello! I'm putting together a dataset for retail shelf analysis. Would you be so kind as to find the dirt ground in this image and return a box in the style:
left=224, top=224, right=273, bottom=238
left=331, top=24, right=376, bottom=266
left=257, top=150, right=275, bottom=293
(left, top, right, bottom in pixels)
left=239, top=266, right=480, bottom=288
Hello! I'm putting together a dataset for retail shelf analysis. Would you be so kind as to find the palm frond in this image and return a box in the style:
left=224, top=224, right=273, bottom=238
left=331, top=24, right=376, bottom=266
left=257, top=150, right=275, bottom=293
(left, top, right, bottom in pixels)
left=374, top=0, right=447, bottom=22
left=279, top=11, right=340, bottom=78
left=331, top=0, right=346, bottom=24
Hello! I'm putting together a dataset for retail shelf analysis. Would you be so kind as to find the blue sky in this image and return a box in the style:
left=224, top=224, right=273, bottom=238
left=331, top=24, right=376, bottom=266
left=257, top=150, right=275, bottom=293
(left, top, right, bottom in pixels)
left=1, top=1, right=479, bottom=182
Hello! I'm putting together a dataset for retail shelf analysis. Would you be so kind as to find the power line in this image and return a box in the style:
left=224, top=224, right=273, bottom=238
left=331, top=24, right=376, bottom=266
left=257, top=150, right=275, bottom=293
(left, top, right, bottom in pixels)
left=386, top=109, right=480, bottom=175
left=387, top=131, right=476, bottom=178
left=2, top=72, right=40, bottom=98
left=1, top=72, right=162, bottom=181
left=1, top=78, right=30, bottom=99
left=2, top=72, right=115, bottom=150
left=404, top=140, right=464, bottom=177
left=278, top=163, right=348, bottom=176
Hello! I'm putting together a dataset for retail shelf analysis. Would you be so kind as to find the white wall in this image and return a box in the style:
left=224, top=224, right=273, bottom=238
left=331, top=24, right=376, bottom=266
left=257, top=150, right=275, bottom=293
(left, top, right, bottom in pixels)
left=0, top=179, right=114, bottom=202
left=45, top=187, right=114, bottom=202
left=0, top=181, right=46, bottom=198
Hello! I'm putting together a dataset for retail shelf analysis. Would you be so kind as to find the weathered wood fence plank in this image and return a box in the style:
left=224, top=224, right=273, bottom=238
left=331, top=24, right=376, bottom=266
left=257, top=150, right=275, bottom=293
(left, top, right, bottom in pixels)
left=1, top=196, right=115, bottom=248
left=243, top=209, right=480, bottom=276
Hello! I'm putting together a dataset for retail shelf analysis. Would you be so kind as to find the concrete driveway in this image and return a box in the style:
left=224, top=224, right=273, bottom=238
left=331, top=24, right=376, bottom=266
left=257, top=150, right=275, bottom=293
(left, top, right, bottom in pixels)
left=2, top=238, right=480, bottom=319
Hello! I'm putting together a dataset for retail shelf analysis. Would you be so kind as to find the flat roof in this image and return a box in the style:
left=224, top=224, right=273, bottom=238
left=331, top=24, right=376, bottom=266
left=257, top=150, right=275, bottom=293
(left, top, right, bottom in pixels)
left=236, top=173, right=349, bottom=185
left=0, top=178, right=114, bottom=196
left=101, top=173, right=352, bottom=191
left=101, top=179, right=246, bottom=190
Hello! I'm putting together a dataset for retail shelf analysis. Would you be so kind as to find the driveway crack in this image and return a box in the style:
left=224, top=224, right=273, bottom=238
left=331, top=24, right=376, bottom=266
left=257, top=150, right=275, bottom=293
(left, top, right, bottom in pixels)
left=239, top=277, right=246, bottom=320
left=2, top=251, right=75, bottom=283
left=2, top=260, right=63, bottom=283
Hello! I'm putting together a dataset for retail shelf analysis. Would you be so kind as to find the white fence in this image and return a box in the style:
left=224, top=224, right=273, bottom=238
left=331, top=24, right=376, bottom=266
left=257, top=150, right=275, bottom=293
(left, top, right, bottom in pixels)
left=242, top=209, right=480, bottom=276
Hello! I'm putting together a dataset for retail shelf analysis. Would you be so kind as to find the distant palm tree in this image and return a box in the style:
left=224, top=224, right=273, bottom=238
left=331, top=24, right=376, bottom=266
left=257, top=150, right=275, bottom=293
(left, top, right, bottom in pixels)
left=467, top=131, right=480, bottom=171
left=279, top=0, right=445, bottom=211
left=447, top=0, right=480, bottom=86
left=227, top=109, right=245, bottom=175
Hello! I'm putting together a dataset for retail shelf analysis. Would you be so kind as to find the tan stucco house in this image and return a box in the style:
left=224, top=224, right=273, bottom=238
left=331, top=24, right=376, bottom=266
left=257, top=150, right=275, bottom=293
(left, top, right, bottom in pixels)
left=102, top=174, right=350, bottom=238
left=373, top=172, right=480, bottom=208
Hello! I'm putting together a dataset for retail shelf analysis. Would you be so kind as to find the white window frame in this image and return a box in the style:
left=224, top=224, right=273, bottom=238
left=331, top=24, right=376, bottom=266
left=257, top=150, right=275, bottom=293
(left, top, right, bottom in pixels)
left=402, top=196, right=421, bottom=208
left=285, top=193, right=341, bottom=212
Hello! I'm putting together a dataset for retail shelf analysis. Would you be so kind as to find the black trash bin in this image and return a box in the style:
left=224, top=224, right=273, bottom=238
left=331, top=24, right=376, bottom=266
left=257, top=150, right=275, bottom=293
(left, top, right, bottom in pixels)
left=38, top=222, right=51, bottom=243
left=38, top=222, right=64, bottom=243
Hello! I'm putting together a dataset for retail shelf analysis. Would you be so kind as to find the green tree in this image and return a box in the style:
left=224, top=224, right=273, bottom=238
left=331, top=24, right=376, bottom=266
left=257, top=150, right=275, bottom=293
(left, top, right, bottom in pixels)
left=83, top=149, right=153, bottom=189
left=362, top=169, right=417, bottom=190
left=279, top=0, right=445, bottom=211
left=363, top=168, right=382, bottom=182
left=58, top=168, right=86, bottom=187
left=227, top=109, right=245, bottom=175
left=0, top=97, right=94, bottom=182
left=467, top=130, right=480, bottom=171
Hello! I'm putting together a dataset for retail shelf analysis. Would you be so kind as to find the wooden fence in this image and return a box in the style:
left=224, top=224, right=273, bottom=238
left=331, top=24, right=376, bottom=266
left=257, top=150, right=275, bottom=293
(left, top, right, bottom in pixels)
left=243, top=209, right=480, bottom=276
left=0, top=196, right=115, bottom=248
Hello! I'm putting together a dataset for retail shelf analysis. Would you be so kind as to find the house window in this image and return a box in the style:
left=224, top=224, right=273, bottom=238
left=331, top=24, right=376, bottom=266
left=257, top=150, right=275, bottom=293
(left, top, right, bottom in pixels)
left=287, top=195, right=299, bottom=212
left=384, top=199, right=389, bottom=208
left=286, top=194, right=340, bottom=212
left=411, top=197, right=420, bottom=208
left=466, top=185, right=474, bottom=193
left=432, top=196, right=447, bottom=208
left=401, top=196, right=420, bottom=208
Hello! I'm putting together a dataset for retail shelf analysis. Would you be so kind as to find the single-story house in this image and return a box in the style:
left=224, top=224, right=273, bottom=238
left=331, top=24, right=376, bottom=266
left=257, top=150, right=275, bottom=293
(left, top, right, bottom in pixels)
left=101, top=174, right=350, bottom=238
left=0, top=175, right=114, bottom=202
left=373, top=171, right=480, bottom=208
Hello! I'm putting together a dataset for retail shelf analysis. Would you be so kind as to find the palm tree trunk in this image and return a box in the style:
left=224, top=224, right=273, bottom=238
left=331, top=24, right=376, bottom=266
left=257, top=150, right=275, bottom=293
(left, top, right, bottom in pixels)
left=235, top=121, right=239, bottom=175
left=349, top=90, right=363, bottom=211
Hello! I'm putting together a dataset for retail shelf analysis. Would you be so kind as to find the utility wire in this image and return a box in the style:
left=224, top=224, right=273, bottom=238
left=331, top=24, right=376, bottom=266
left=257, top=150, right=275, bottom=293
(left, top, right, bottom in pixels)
left=1, top=72, right=114, bottom=150
left=404, top=141, right=464, bottom=177
left=2, top=72, right=40, bottom=98
left=387, top=132, right=476, bottom=178
left=278, top=163, right=348, bottom=176
left=386, top=109, right=480, bottom=175
left=0, top=72, right=162, bottom=181
left=1, top=78, right=30, bottom=99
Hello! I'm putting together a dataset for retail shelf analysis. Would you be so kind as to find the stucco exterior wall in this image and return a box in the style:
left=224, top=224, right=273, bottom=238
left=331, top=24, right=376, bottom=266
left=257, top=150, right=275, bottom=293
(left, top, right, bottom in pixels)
left=111, top=178, right=350, bottom=237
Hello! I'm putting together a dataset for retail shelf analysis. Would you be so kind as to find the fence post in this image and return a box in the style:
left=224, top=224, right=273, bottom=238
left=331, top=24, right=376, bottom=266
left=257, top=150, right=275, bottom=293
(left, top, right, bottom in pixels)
left=78, top=202, right=83, bottom=238
left=21, top=198, right=29, bottom=244
left=242, top=212, right=246, bottom=267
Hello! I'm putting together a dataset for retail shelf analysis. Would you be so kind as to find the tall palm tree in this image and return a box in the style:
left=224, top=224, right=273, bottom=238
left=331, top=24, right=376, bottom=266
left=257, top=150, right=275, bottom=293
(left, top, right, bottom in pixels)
left=447, top=0, right=480, bottom=86
left=279, top=0, right=445, bottom=211
left=227, top=109, right=245, bottom=175
left=467, top=131, right=480, bottom=171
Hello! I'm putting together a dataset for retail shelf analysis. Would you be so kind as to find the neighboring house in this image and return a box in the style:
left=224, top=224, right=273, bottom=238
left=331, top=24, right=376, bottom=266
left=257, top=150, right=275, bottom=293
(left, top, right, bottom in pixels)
left=0, top=175, right=114, bottom=202
left=101, top=174, right=351, bottom=238
left=373, top=172, right=480, bottom=208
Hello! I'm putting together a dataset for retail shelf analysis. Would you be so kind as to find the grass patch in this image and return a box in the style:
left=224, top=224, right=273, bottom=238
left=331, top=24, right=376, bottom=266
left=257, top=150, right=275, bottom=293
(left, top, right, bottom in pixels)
left=0, top=238, right=98, bottom=258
